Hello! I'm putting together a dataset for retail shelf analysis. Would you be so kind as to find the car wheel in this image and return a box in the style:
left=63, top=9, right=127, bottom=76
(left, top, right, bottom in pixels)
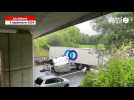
left=64, top=84, right=69, bottom=87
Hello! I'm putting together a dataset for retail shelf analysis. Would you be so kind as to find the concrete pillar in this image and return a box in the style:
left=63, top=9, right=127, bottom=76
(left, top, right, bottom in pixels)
left=0, top=34, right=9, bottom=86
left=0, top=30, right=33, bottom=87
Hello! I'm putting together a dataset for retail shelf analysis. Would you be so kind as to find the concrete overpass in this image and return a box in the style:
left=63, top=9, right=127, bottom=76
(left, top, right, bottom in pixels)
left=0, top=12, right=109, bottom=87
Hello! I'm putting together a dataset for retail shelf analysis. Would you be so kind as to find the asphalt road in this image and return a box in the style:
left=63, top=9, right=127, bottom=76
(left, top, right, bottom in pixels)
left=62, top=71, right=84, bottom=87
left=33, top=65, right=85, bottom=87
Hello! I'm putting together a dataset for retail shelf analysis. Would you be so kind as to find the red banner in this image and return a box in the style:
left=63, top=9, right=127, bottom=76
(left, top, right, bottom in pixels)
left=4, top=16, right=36, bottom=25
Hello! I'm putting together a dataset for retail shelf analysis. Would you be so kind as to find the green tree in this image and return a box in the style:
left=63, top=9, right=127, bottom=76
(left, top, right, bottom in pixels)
left=92, top=12, right=134, bottom=49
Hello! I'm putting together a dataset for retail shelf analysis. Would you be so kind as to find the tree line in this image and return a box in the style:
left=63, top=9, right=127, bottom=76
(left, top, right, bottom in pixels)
left=33, top=26, right=100, bottom=50
left=92, top=12, right=134, bottom=49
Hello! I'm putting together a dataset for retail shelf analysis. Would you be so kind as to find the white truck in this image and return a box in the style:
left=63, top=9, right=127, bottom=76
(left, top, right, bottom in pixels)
left=48, top=46, right=106, bottom=73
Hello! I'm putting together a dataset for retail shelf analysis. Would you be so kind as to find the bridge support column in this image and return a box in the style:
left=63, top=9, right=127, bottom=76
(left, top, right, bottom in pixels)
left=0, top=30, right=33, bottom=87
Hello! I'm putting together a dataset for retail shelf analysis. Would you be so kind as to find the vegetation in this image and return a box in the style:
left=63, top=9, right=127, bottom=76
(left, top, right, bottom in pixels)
left=92, top=12, right=134, bottom=50
left=80, top=12, right=134, bottom=87
left=34, top=47, right=49, bottom=57
left=81, top=57, right=134, bottom=87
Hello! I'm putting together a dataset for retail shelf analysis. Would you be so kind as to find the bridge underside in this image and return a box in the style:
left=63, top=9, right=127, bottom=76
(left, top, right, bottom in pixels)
left=0, top=12, right=109, bottom=87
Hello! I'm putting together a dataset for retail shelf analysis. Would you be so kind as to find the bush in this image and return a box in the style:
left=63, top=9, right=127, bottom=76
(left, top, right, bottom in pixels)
left=80, top=57, right=134, bottom=87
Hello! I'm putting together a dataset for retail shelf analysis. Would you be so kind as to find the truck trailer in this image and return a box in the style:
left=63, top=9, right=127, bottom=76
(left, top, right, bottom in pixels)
left=48, top=46, right=106, bottom=73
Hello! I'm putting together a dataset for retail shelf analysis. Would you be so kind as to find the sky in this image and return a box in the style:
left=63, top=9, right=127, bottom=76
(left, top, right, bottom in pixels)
left=75, top=20, right=100, bottom=36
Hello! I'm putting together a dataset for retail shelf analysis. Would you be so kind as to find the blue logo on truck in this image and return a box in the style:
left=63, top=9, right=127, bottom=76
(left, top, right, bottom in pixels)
left=64, top=49, right=78, bottom=61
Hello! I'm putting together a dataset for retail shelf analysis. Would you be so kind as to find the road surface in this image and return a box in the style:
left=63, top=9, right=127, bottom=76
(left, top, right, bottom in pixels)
left=61, top=71, right=84, bottom=87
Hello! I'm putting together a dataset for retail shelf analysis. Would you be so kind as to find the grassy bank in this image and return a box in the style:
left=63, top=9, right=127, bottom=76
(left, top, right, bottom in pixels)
left=34, top=48, right=49, bottom=57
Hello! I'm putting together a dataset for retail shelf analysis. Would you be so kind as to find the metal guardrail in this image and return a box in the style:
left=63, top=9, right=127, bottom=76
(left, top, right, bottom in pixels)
left=33, top=56, right=49, bottom=65
left=34, top=56, right=49, bottom=61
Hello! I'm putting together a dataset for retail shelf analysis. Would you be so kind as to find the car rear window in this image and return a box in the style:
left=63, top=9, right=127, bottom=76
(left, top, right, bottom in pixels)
left=45, top=78, right=58, bottom=84
left=45, top=78, right=64, bottom=84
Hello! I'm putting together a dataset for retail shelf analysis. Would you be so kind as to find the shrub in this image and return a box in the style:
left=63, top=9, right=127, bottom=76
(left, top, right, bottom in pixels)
left=80, top=57, right=134, bottom=87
